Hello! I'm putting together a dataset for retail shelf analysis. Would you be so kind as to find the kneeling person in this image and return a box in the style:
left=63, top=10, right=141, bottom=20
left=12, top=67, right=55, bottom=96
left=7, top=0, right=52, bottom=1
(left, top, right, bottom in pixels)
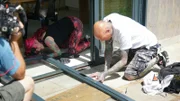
left=25, top=16, right=90, bottom=58
left=90, top=13, right=167, bottom=82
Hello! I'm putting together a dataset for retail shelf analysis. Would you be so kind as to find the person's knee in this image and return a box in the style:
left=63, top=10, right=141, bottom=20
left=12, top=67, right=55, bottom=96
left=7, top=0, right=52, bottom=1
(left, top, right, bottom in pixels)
left=124, top=67, right=138, bottom=80
left=25, top=76, right=34, bottom=89
left=19, top=76, right=34, bottom=92
left=124, top=73, right=138, bottom=81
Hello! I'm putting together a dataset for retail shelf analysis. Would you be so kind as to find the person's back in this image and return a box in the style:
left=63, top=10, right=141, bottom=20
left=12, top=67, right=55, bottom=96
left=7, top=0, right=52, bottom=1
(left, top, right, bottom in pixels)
left=45, top=17, right=74, bottom=46
left=0, top=37, right=20, bottom=76
left=103, top=13, right=157, bottom=50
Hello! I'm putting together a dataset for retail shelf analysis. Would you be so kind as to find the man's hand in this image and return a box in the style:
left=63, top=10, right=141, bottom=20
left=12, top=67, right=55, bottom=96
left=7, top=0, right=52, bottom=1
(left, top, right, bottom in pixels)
left=89, top=72, right=105, bottom=83
left=10, top=27, right=22, bottom=42
left=59, top=58, right=70, bottom=64
left=10, top=21, right=24, bottom=42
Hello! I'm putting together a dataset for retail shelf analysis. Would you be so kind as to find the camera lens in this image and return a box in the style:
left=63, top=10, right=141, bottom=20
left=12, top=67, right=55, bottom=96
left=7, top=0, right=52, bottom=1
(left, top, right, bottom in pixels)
left=2, top=26, right=7, bottom=32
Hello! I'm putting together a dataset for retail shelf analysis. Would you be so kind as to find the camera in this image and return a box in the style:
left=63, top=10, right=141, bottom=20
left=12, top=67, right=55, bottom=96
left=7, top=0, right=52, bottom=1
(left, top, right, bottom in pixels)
left=0, top=0, right=27, bottom=39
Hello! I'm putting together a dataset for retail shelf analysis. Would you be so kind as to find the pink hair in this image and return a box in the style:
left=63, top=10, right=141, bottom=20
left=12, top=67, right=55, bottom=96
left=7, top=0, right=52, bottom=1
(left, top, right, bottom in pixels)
left=25, top=37, right=36, bottom=55
left=24, top=27, right=47, bottom=56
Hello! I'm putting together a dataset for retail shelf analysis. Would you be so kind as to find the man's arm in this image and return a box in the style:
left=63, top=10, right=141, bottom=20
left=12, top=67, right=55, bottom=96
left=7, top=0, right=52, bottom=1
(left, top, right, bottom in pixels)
left=10, top=21, right=26, bottom=80
left=10, top=41, right=25, bottom=80
left=104, top=39, right=113, bottom=71
left=103, top=50, right=128, bottom=77
left=44, top=36, right=62, bottom=58
left=94, top=40, right=129, bottom=82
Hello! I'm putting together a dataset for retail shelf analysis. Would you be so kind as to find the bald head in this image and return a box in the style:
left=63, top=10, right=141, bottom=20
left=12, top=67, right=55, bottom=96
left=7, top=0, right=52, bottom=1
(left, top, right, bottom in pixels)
left=94, top=21, right=113, bottom=41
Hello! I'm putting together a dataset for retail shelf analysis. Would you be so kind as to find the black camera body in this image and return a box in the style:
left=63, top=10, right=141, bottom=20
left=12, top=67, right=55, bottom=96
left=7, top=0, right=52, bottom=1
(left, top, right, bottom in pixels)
left=0, top=4, right=19, bottom=37
left=0, top=1, right=27, bottom=39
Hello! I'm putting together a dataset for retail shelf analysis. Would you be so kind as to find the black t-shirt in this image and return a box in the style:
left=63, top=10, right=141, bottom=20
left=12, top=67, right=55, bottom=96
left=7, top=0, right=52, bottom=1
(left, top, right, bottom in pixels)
left=44, top=17, right=74, bottom=47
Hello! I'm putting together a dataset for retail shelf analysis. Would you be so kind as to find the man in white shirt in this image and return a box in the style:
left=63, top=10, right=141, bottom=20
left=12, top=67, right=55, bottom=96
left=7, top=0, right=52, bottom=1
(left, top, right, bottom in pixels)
left=90, top=13, right=168, bottom=82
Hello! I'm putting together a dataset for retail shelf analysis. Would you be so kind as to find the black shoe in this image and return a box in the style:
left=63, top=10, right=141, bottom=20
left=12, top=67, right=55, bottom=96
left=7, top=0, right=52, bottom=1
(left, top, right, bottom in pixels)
left=157, top=51, right=169, bottom=67
left=61, top=53, right=80, bottom=58
left=161, top=51, right=169, bottom=62
left=84, top=35, right=90, bottom=42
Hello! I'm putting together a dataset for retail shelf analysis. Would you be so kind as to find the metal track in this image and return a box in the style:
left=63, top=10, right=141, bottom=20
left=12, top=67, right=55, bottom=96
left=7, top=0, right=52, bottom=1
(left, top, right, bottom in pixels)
left=25, top=56, right=134, bottom=101
left=45, top=58, right=135, bottom=101
left=32, top=93, right=45, bottom=101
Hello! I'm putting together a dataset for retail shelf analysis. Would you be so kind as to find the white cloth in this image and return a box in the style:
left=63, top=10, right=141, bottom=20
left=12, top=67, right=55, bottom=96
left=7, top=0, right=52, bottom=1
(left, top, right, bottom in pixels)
left=142, top=71, right=174, bottom=95
left=103, top=13, right=158, bottom=51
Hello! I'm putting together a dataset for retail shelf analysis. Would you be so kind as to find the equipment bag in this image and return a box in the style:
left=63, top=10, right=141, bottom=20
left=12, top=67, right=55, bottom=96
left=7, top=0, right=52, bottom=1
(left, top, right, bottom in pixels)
left=159, top=62, right=180, bottom=94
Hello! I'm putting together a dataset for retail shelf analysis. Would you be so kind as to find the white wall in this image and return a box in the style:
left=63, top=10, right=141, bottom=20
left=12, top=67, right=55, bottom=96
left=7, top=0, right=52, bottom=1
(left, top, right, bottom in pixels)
left=146, top=0, right=180, bottom=40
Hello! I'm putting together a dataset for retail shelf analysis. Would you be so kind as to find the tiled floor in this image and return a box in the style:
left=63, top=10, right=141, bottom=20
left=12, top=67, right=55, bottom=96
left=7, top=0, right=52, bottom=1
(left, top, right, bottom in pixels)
left=26, top=63, right=55, bottom=77
left=34, top=75, right=81, bottom=99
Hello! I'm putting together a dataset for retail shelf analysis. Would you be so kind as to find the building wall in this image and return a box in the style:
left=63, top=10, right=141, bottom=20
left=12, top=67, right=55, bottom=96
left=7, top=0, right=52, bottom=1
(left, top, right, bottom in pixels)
left=146, top=0, right=180, bottom=40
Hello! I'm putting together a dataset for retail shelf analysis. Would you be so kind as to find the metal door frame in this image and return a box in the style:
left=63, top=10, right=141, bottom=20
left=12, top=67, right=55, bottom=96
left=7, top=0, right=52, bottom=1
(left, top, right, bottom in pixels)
left=132, top=0, right=147, bottom=26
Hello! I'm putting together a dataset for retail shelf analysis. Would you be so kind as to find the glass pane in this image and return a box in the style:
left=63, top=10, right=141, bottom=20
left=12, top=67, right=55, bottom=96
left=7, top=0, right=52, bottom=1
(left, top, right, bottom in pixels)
left=98, top=0, right=133, bottom=57
left=100, top=0, right=133, bottom=18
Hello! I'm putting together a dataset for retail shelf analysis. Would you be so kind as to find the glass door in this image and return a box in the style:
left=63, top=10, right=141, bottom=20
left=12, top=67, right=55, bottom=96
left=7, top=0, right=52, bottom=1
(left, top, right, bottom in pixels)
left=90, top=0, right=146, bottom=65
left=100, top=0, right=132, bottom=18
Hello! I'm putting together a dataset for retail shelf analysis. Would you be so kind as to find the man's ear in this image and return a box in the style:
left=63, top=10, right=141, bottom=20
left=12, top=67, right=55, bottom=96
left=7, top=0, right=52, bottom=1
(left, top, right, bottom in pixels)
left=105, top=27, right=112, bottom=36
left=105, top=24, right=112, bottom=34
left=105, top=28, right=109, bottom=33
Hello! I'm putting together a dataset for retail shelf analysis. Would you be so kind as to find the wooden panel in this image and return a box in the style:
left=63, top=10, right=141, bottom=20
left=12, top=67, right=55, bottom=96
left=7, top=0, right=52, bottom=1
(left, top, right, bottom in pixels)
left=9, top=0, right=35, bottom=3
left=46, top=83, right=110, bottom=101
left=79, top=0, right=89, bottom=24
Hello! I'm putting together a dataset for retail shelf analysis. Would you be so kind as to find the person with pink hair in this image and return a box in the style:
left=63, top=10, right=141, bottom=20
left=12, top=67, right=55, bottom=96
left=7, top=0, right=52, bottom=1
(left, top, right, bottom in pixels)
left=25, top=16, right=90, bottom=59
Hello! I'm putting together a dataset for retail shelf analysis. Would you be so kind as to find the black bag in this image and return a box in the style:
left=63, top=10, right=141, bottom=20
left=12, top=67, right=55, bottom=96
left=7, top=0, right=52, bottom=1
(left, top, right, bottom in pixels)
left=159, top=62, right=180, bottom=79
left=159, top=62, right=180, bottom=94
left=163, top=75, right=180, bottom=94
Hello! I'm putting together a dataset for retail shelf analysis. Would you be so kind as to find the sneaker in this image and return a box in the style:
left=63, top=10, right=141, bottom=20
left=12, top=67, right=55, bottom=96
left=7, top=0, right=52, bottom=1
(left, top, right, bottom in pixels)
left=157, top=51, right=169, bottom=67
